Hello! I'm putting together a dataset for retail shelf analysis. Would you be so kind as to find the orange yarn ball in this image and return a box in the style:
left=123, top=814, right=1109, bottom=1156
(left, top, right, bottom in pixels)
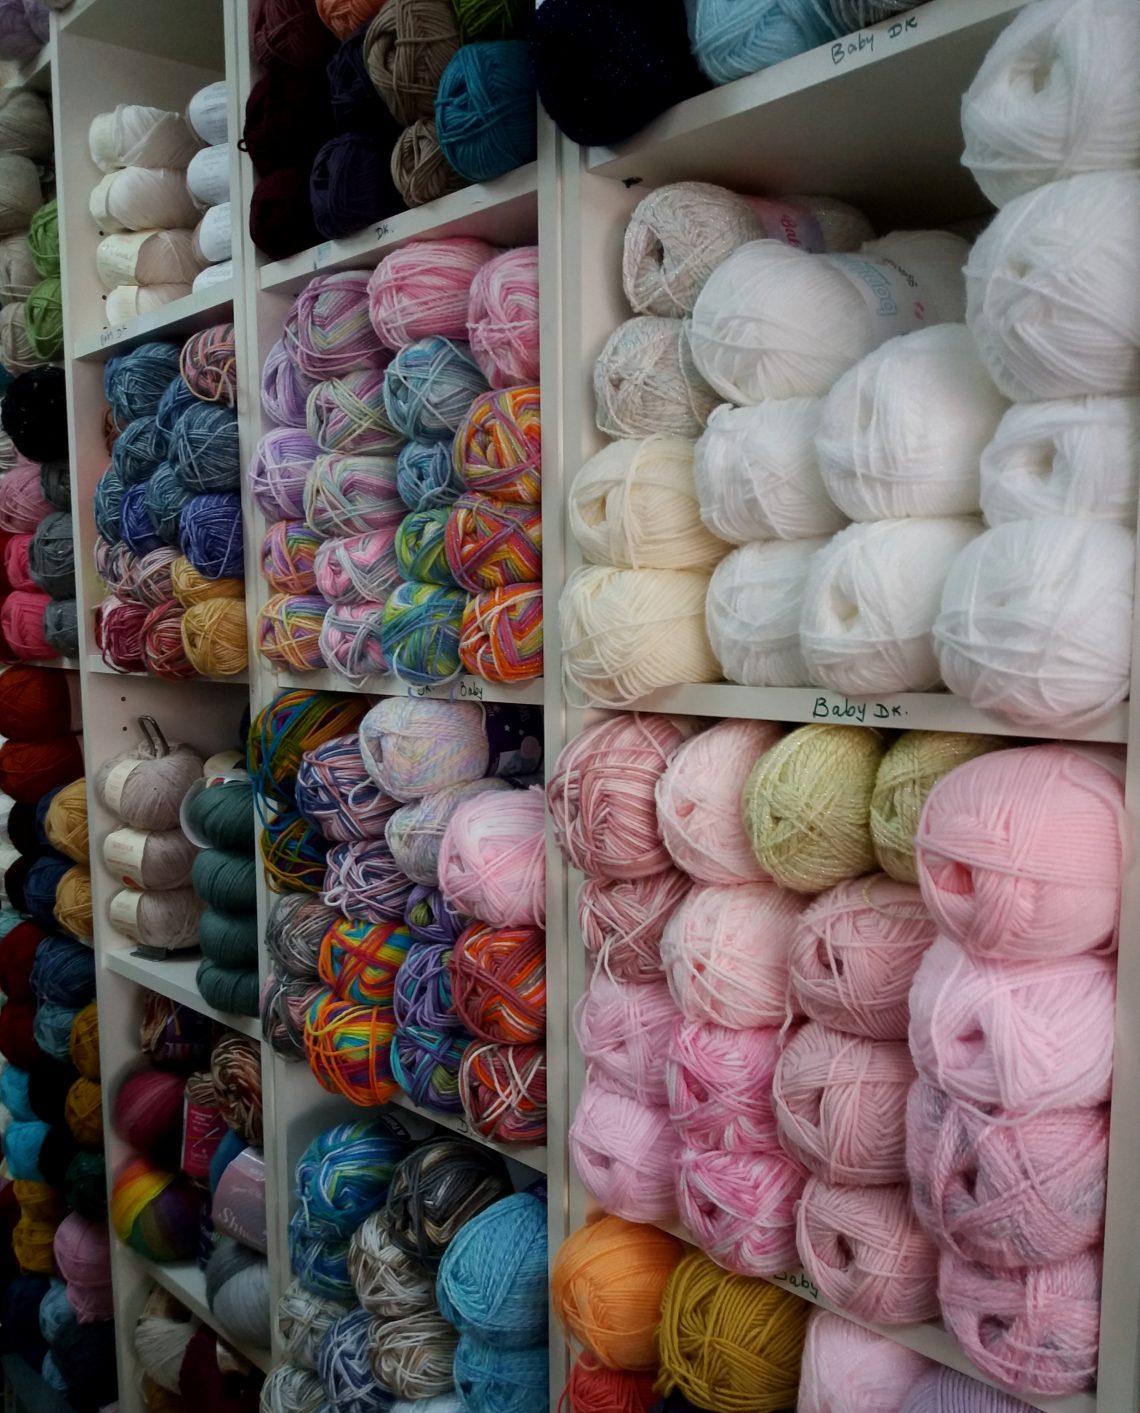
left=450, top=921, right=546, bottom=1044
left=317, top=0, right=386, bottom=38
left=303, top=988, right=398, bottom=1106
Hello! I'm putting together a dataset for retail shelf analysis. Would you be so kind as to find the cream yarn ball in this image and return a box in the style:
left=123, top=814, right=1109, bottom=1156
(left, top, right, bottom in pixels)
left=690, top=232, right=969, bottom=404
left=594, top=316, right=719, bottom=438
left=0, top=303, right=36, bottom=374
left=0, top=234, right=37, bottom=301
left=88, top=105, right=201, bottom=172
left=816, top=325, right=1008, bottom=521
left=706, top=539, right=826, bottom=688
left=569, top=435, right=728, bottom=571
left=96, top=232, right=203, bottom=290
left=105, top=285, right=192, bottom=324
left=693, top=399, right=847, bottom=543
left=0, top=90, right=53, bottom=163
left=979, top=396, right=1140, bottom=528
left=799, top=518, right=983, bottom=696
left=961, top=0, right=1140, bottom=209
left=965, top=170, right=1140, bottom=402
left=0, top=155, right=41, bottom=238
left=90, top=168, right=201, bottom=234
left=933, top=517, right=1135, bottom=730
left=560, top=564, right=719, bottom=706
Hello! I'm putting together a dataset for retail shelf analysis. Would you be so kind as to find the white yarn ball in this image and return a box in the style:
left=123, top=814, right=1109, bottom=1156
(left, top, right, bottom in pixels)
left=965, top=170, right=1140, bottom=401
left=0, top=155, right=41, bottom=238
left=569, top=434, right=728, bottom=571
left=594, top=316, right=719, bottom=438
left=693, top=399, right=847, bottom=543
left=980, top=395, right=1140, bottom=527
left=690, top=232, right=969, bottom=403
left=193, top=203, right=232, bottom=265
left=800, top=517, right=983, bottom=696
left=90, top=167, right=201, bottom=235
left=186, top=144, right=230, bottom=208
left=705, top=538, right=827, bottom=687
left=933, top=517, right=1135, bottom=729
left=193, top=261, right=233, bottom=293
left=187, top=83, right=229, bottom=147
left=961, top=0, right=1140, bottom=209
left=96, top=231, right=203, bottom=290
left=105, top=284, right=192, bottom=325
left=88, top=104, right=201, bottom=172
left=560, top=563, right=719, bottom=706
left=816, top=325, right=1008, bottom=520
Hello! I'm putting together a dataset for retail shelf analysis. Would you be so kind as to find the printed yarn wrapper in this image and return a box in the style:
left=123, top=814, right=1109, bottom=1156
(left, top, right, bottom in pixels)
left=391, top=1022, right=472, bottom=1113
left=319, top=600, right=388, bottom=684
left=665, top=1019, right=782, bottom=1153
left=322, top=839, right=414, bottom=926
left=285, top=271, right=388, bottom=381
left=772, top=1021, right=914, bottom=1185
left=349, top=1208, right=435, bottom=1318
left=314, top=527, right=400, bottom=605
left=296, top=734, right=398, bottom=843
left=393, top=940, right=457, bottom=1030
left=938, top=1248, right=1101, bottom=1397
left=307, top=371, right=404, bottom=457
left=249, top=427, right=318, bottom=522
left=437, top=786, right=545, bottom=928
left=906, top=1078, right=1109, bottom=1270
left=444, top=493, right=540, bottom=591
left=676, top=1144, right=804, bottom=1278
left=459, top=583, right=542, bottom=684
left=908, top=935, right=1116, bottom=1113
left=261, top=520, right=321, bottom=594
left=257, top=594, right=328, bottom=672
left=318, top=916, right=413, bottom=1006
left=304, top=989, right=398, bottom=1105
left=366, top=237, right=494, bottom=350
left=594, top=315, right=718, bottom=440
left=396, top=507, right=454, bottom=585
left=467, top=246, right=539, bottom=389
left=456, top=384, right=540, bottom=504
left=574, top=972, right=676, bottom=1107
left=386, top=777, right=510, bottom=887
left=661, top=881, right=805, bottom=1030
left=383, top=336, right=489, bottom=443
left=305, top=452, right=403, bottom=537
left=788, top=874, right=936, bottom=1041
left=914, top=743, right=1125, bottom=960
left=798, top=1309, right=933, bottom=1413
left=262, top=339, right=319, bottom=430
left=569, top=1073, right=678, bottom=1223
left=450, top=920, right=545, bottom=1044
left=797, top=1178, right=940, bottom=1326
left=460, top=1038, right=545, bottom=1144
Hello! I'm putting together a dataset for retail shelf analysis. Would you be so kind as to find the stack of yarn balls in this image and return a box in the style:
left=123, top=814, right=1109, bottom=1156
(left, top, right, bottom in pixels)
left=133, top=1284, right=265, bottom=1413
left=188, top=767, right=259, bottom=1017
left=246, top=0, right=536, bottom=261
left=0, top=85, right=55, bottom=374
left=94, top=328, right=248, bottom=679
left=86, top=100, right=209, bottom=327
left=0, top=0, right=52, bottom=69
left=185, top=80, right=235, bottom=295
left=252, top=237, right=543, bottom=687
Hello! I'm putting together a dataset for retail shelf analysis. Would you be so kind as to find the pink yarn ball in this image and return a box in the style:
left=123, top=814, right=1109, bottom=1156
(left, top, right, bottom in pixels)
left=314, top=528, right=401, bottom=605
left=797, top=1178, right=940, bottom=1326
left=319, top=600, right=387, bottom=682
left=938, top=1248, right=1101, bottom=1397
left=438, top=785, right=545, bottom=928
left=905, top=1079, right=1108, bottom=1270
left=368, top=237, right=496, bottom=350
left=467, top=245, right=541, bottom=388
left=578, top=869, right=690, bottom=983
left=907, top=935, right=1116, bottom=1112
left=799, top=1309, right=933, bottom=1413
left=915, top=744, right=1125, bottom=961
left=655, top=718, right=781, bottom=885
left=2, top=588, right=52, bottom=659
left=546, top=713, right=696, bottom=880
left=789, top=874, right=936, bottom=1041
left=3, top=533, right=33, bottom=591
left=53, top=1213, right=115, bottom=1323
left=665, top=1018, right=782, bottom=1152
left=676, top=1143, right=803, bottom=1277
left=574, top=972, right=678, bottom=1107
left=0, top=462, right=50, bottom=533
left=286, top=271, right=389, bottom=379
left=660, top=881, right=805, bottom=1029
left=900, top=1366, right=1041, bottom=1413
left=568, top=1073, right=679, bottom=1224
left=773, top=1021, right=914, bottom=1185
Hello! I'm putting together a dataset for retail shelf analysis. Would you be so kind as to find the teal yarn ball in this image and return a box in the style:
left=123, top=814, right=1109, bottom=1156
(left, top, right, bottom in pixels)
left=436, top=1193, right=548, bottom=1347
left=108, top=342, right=183, bottom=425
left=0, top=1064, right=32, bottom=1121
left=295, top=1118, right=408, bottom=1239
left=383, top=338, right=489, bottom=443
left=33, top=1002, right=80, bottom=1063
left=381, top=582, right=465, bottom=686
left=144, top=463, right=192, bottom=547
left=199, top=907, right=259, bottom=967
left=193, top=848, right=258, bottom=914
left=173, top=403, right=241, bottom=494
left=435, top=41, right=537, bottom=184
left=4, top=1117, right=47, bottom=1179
left=196, top=959, right=260, bottom=1017
left=688, top=0, right=841, bottom=86
left=453, top=1333, right=548, bottom=1413
left=111, top=416, right=165, bottom=486
left=186, top=778, right=255, bottom=850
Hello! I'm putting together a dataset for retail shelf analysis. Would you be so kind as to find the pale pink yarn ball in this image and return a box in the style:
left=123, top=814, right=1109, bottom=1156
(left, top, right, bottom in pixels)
left=660, top=881, right=806, bottom=1029
left=568, top=1073, right=679, bottom=1224
left=655, top=718, right=782, bottom=884
left=675, top=1144, right=804, bottom=1278
left=437, top=785, right=545, bottom=927
left=915, top=744, right=1125, bottom=961
left=901, top=1366, right=1040, bottom=1413
left=789, top=874, right=936, bottom=1041
left=907, top=935, right=1116, bottom=1112
left=938, top=1248, right=1101, bottom=1397
left=366, top=237, right=496, bottom=350
left=574, top=972, right=678, bottom=1106
left=773, top=1021, right=914, bottom=1184
left=665, top=1018, right=783, bottom=1152
left=905, top=1079, right=1108, bottom=1270
left=467, top=245, right=540, bottom=388
left=578, top=869, right=690, bottom=982
left=797, top=1178, right=940, bottom=1326
left=547, top=713, right=695, bottom=879
left=799, top=1309, right=933, bottom=1413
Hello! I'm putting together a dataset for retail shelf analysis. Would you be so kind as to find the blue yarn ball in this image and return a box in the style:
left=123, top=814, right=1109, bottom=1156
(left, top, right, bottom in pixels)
left=41, top=1351, right=70, bottom=1395
left=173, top=404, right=241, bottom=494
left=4, top=1118, right=48, bottom=1179
left=181, top=493, right=244, bottom=579
left=155, top=376, right=198, bottom=447
left=391, top=1399, right=463, bottom=1413
left=318, top=1308, right=392, bottom=1413
left=383, top=338, right=489, bottom=443
left=120, top=480, right=165, bottom=555
left=144, top=463, right=192, bottom=547
left=435, top=42, right=537, bottom=183
left=22, top=854, right=70, bottom=931
left=32, top=1003, right=80, bottom=1063
left=687, top=0, right=840, bottom=85
left=0, top=1065, right=32, bottom=1121
left=108, top=343, right=182, bottom=425
left=453, top=1334, right=547, bottom=1413
left=288, top=1207, right=354, bottom=1301
left=111, top=416, right=165, bottom=487
left=396, top=441, right=465, bottom=511
left=436, top=1193, right=548, bottom=1347
left=37, top=1279, right=72, bottom=1344
left=93, top=466, right=125, bottom=545
left=30, top=935, right=95, bottom=1007
left=33, top=789, right=59, bottom=849
left=1, top=1273, right=50, bottom=1372
left=295, top=1118, right=407, bottom=1239
left=208, top=1125, right=247, bottom=1195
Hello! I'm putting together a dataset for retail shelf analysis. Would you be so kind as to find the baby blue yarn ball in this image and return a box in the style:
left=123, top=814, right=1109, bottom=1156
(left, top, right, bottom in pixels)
left=4, top=1118, right=48, bottom=1180
left=289, top=1207, right=354, bottom=1301
left=145, top=463, right=192, bottom=548
left=37, top=1280, right=72, bottom=1344
left=436, top=1193, right=548, bottom=1348
left=317, top=1307, right=390, bottom=1413
left=687, top=0, right=841, bottom=85
left=173, top=403, right=241, bottom=494
left=396, top=441, right=465, bottom=511
left=30, top=935, right=95, bottom=1007
left=435, top=41, right=537, bottom=184
left=453, top=1334, right=547, bottom=1413
left=383, top=338, right=489, bottom=443
left=0, top=1065, right=32, bottom=1121
left=391, top=1398, right=463, bottom=1413
left=41, top=1351, right=69, bottom=1395
left=295, top=1119, right=407, bottom=1240
left=33, top=1003, right=80, bottom=1063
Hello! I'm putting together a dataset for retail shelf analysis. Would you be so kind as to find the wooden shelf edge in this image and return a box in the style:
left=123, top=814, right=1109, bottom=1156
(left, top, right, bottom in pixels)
left=73, top=283, right=235, bottom=361
left=388, top=1090, right=548, bottom=1175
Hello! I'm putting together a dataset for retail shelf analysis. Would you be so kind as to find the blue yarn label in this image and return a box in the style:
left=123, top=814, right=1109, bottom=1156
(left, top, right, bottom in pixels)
left=827, top=253, right=932, bottom=330
left=484, top=704, right=544, bottom=780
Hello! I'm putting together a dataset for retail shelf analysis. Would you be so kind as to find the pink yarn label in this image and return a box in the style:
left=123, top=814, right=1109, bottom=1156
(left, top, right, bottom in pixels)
left=754, top=200, right=826, bottom=254
left=484, top=704, right=544, bottom=779
left=103, top=826, right=152, bottom=889
left=182, top=1096, right=226, bottom=1179
left=826, top=253, right=934, bottom=332
left=213, top=1148, right=267, bottom=1253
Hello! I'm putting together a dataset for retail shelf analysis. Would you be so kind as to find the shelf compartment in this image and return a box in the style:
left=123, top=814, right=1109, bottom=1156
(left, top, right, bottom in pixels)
left=59, top=0, right=225, bottom=68
left=130, top=1253, right=273, bottom=1374
left=87, top=654, right=250, bottom=686
left=73, top=282, right=235, bottom=362
left=272, top=667, right=544, bottom=707
left=104, top=947, right=261, bottom=1040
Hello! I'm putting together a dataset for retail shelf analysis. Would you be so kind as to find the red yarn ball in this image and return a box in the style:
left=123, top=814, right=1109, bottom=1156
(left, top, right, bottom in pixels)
left=1, top=589, right=54, bottom=660
left=0, top=737, right=84, bottom=803
left=0, top=921, right=45, bottom=1002
left=565, top=1353, right=657, bottom=1412
left=0, top=664, right=76, bottom=739
left=252, top=0, right=336, bottom=69
left=113, top=1069, right=188, bottom=1154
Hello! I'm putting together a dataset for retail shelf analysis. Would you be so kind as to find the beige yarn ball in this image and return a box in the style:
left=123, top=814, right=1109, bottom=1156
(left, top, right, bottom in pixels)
left=594, top=316, right=719, bottom=439
left=89, top=167, right=202, bottom=234
left=96, top=231, right=203, bottom=290
left=105, top=284, right=192, bottom=325
left=0, top=233, right=37, bottom=301
left=0, top=302, right=37, bottom=375
left=0, top=90, right=52, bottom=163
left=0, top=155, right=41, bottom=238
left=364, top=0, right=460, bottom=125
left=390, top=119, right=465, bottom=208
left=705, top=539, right=825, bottom=688
left=88, top=104, right=201, bottom=173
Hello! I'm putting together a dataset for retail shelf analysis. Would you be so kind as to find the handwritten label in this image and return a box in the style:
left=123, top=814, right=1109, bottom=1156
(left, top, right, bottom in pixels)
left=405, top=683, right=434, bottom=698
left=830, top=12, right=917, bottom=66
left=373, top=221, right=391, bottom=243
left=811, top=694, right=906, bottom=725
left=458, top=678, right=484, bottom=701
left=100, top=324, right=128, bottom=347
left=770, top=1270, right=820, bottom=1300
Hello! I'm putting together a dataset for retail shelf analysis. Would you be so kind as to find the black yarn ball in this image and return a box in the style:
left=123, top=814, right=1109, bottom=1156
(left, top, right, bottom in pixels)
left=64, top=1150, right=108, bottom=1223
left=531, top=0, right=708, bottom=148
left=328, top=27, right=389, bottom=130
left=5, top=798, right=38, bottom=855
left=0, top=1273, right=50, bottom=1371
left=53, top=1317, right=119, bottom=1411
left=249, top=167, right=322, bottom=262
left=37, top=1123, right=79, bottom=1190
left=26, top=1057, right=78, bottom=1125
left=2, top=367, right=68, bottom=463
left=383, top=1136, right=512, bottom=1272
left=309, top=127, right=405, bottom=241
left=4, top=853, right=32, bottom=914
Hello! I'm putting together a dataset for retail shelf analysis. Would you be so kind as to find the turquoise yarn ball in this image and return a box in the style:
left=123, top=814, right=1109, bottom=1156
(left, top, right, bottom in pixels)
left=383, top=338, right=489, bottom=444
left=38, top=1279, right=72, bottom=1344
left=396, top=441, right=465, bottom=511
left=0, top=1064, right=33, bottom=1121
left=687, top=0, right=840, bottom=86
left=453, top=1333, right=547, bottom=1413
left=33, top=1003, right=80, bottom=1063
left=435, top=41, right=537, bottom=184
left=295, top=1119, right=408, bottom=1240
left=436, top=1192, right=548, bottom=1347
left=0, top=906, right=22, bottom=938
left=4, top=1118, right=48, bottom=1180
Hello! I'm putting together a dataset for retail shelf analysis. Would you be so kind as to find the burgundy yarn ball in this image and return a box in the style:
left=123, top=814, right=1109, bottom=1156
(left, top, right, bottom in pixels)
left=0, top=920, right=45, bottom=1001
left=250, top=168, right=322, bottom=263
left=113, top=1068, right=188, bottom=1155
left=252, top=0, right=336, bottom=70
left=243, top=67, right=334, bottom=175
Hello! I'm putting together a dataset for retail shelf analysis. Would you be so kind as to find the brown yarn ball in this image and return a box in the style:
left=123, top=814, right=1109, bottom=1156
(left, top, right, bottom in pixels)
left=65, top=1075, right=103, bottom=1147
left=69, top=1002, right=100, bottom=1081
left=211, top=1032, right=263, bottom=1145
left=364, top=0, right=461, bottom=125
left=54, top=865, right=93, bottom=941
left=391, top=119, right=465, bottom=207
left=45, top=778, right=88, bottom=864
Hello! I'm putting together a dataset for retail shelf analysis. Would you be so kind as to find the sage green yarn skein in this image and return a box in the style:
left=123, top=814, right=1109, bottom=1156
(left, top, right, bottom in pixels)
left=192, top=848, right=258, bottom=914
left=186, top=778, right=255, bottom=851
left=28, top=200, right=58, bottom=278
left=25, top=276, right=63, bottom=360
left=199, top=907, right=259, bottom=967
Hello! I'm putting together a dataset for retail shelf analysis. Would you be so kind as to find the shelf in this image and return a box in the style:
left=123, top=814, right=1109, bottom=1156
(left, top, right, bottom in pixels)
left=273, top=667, right=544, bottom=707
left=130, top=1253, right=272, bottom=1373
left=59, top=0, right=226, bottom=68
left=104, top=947, right=261, bottom=1039
left=73, top=282, right=235, bottom=361
left=87, top=654, right=250, bottom=686
left=258, top=164, right=540, bottom=294
left=2, top=45, right=51, bottom=93
left=587, top=0, right=1027, bottom=228
left=389, top=1090, right=548, bottom=1175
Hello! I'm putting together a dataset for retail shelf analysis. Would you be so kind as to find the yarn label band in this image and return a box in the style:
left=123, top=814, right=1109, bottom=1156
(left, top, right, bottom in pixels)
left=182, top=1095, right=226, bottom=1179
left=826, top=254, right=932, bottom=332
left=751, top=201, right=824, bottom=255
left=108, top=887, right=143, bottom=940
left=811, top=694, right=905, bottom=724
left=103, top=826, right=153, bottom=889
left=101, top=757, right=145, bottom=817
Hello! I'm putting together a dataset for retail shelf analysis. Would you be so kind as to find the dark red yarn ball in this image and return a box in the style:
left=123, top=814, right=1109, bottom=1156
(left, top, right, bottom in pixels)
left=242, top=66, right=334, bottom=175
left=252, top=0, right=336, bottom=70
left=0, top=921, right=45, bottom=1001
left=0, top=663, right=76, bottom=740
left=250, top=168, right=323, bottom=262
left=0, top=1000, right=41, bottom=1069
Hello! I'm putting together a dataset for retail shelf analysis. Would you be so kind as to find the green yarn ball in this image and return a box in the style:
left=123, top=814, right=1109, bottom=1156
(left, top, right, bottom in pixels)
left=25, top=277, right=63, bottom=360
left=199, top=907, right=259, bottom=968
left=197, top=959, right=259, bottom=1017
left=28, top=200, right=59, bottom=278
left=186, top=779, right=255, bottom=851
left=192, top=848, right=258, bottom=915
left=453, top=0, right=531, bottom=39
left=64, top=1150, right=107, bottom=1222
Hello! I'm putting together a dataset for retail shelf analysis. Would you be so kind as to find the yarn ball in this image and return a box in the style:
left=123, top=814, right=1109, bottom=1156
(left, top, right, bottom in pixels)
left=437, top=786, right=545, bottom=928
left=206, top=1237, right=272, bottom=1349
left=459, top=584, right=544, bottom=683
left=0, top=463, right=52, bottom=532
left=348, top=1209, right=435, bottom=1318
left=296, top=734, right=397, bottom=843
left=318, top=593, right=387, bottom=676
left=278, top=1278, right=352, bottom=1369
left=396, top=506, right=454, bottom=586
left=435, top=1192, right=546, bottom=1347
left=2, top=367, right=67, bottom=463
left=676, top=1143, right=804, bottom=1277
left=459, top=1038, right=546, bottom=1143
left=259, top=1364, right=324, bottom=1413
left=391, top=115, right=466, bottom=207
left=467, top=245, right=539, bottom=388
left=305, top=451, right=403, bottom=536
left=287, top=271, right=387, bottom=381
left=569, top=1075, right=680, bottom=1223
left=181, top=324, right=237, bottom=406
left=367, top=237, right=493, bottom=349
left=574, top=972, right=676, bottom=1107
left=665, top=1019, right=781, bottom=1153
left=435, top=41, right=537, bottom=183
left=94, top=740, right=202, bottom=830
left=262, top=341, right=319, bottom=431
left=900, top=1368, right=1043, bottom=1413
left=181, top=492, right=245, bottom=579
left=444, top=494, right=540, bottom=590
left=212, top=1033, right=263, bottom=1144
left=383, top=336, right=489, bottom=443
left=113, top=1068, right=186, bottom=1155
left=387, top=778, right=511, bottom=887
left=456, top=384, right=541, bottom=504
left=358, top=695, right=509, bottom=801
left=319, top=916, right=413, bottom=1004
left=452, top=1334, right=547, bottom=1413
left=364, top=0, right=461, bottom=124
left=310, top=127, right=404, bottom=243
left=564, top=1356, right=657, bottom=1413
left=316, top=1306, right=388, bottom=1411
left=304, top=991, right=398, bottom=1106
left=249, top=428, right=318, bottom=522
left=256, top=594, right=327, bottom=673
left=406, top=885, right=467, bottom=944
left=688, top=0, right=838, bottom=84
left=799, top=1311, right=934, bottom=1413
left=0, top=663, right=75, bottom=739
left=594, top=317, right=717, bottom=440
left=111, top=1158, right=202, bottom=1261
left=397, top=439, right=465, bottom=512
left=172, top=404, right=241, bottom=494
left=370, top=1308, right=460, bottom=1399
left=384, top=1135, right=512, bottom=1271
left=449, top=921, right=545, bottom=1044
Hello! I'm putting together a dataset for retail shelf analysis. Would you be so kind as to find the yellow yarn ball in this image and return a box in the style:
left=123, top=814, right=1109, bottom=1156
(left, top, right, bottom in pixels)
left=12, top=1212, right=57, bottom=1273
left=54, top=865, right=93, bottom=941
left=65, top=1076, right=104, bottom=1147
left=13, top=1180, right=64, bottom=1222
left=181, top=598, right=249, bottom=678
left=70, top=1001, right=100, bottom=1081
left=45, top=778, right=88, bottom=864
left=870, top=730, right=1008, bottom=883
left=657, top=1252, right=808, bottom=1413
left=742, top=724, right=885, bottom=893
left=171, top=556, right=244, bottom=607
